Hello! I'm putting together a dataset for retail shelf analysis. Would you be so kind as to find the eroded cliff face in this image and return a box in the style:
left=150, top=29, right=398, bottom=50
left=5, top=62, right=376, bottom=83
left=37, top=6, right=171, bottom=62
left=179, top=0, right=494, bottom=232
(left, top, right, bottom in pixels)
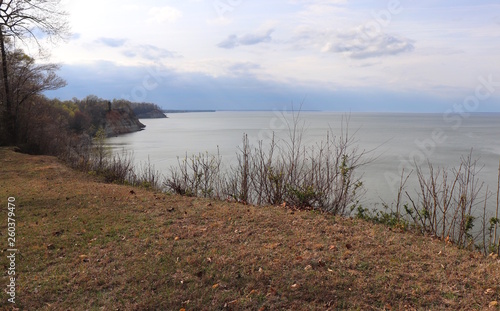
left=104, top=107, right=145, bottom=137
left=135, top=109, right=167, bottom=119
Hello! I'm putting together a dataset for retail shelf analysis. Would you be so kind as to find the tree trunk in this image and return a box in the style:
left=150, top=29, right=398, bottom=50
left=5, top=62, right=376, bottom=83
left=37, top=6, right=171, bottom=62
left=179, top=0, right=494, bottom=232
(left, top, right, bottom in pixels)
left=0, top=29, right=14, bottom=145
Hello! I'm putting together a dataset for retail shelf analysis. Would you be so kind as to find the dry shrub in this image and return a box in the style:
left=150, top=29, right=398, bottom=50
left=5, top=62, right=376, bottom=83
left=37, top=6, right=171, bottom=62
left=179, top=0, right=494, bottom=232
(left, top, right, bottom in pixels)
left=166, top=115, right=370, bottom=216
left=389, top=150, right=500, bottom=255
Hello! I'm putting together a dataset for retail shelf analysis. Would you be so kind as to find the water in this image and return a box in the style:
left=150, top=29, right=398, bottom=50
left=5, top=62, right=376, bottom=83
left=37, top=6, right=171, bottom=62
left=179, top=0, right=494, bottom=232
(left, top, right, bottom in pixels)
left=107, top=111, right=500, bottom=214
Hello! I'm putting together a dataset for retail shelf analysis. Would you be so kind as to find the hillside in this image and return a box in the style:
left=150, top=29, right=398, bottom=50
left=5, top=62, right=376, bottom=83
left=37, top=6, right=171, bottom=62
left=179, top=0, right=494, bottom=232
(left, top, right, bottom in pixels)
left=129, top=102, right=167, bottom=119
left=0, top=148, right=499, bottom=310
left=104, top=107, right=145, bottom=136
left=135, top=109, right=166, bottom=119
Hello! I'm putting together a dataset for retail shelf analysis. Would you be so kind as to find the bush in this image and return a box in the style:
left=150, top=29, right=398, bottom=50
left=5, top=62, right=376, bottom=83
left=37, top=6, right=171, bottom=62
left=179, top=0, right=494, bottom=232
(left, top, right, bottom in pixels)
left=166, top=115, right=370, bottom=216
left=385, top=151, right=500, bottom=255
left=166, top=150, right=224, bottom=199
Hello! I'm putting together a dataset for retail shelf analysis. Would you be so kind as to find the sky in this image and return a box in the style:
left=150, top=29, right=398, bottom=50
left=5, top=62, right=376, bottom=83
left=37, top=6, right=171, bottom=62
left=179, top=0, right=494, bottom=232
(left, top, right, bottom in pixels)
left=40, top=0, right=500, bottom=112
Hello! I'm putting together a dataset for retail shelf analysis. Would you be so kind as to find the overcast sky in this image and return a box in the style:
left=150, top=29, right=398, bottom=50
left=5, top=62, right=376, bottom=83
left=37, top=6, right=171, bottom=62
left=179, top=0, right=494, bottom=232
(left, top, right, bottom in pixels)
left=43, top=0, right=500, bottom=112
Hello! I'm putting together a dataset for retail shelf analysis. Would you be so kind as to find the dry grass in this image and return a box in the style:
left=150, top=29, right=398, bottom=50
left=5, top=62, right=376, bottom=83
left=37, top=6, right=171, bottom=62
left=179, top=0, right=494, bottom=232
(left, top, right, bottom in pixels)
left=0, top=147, right=499, bottom=310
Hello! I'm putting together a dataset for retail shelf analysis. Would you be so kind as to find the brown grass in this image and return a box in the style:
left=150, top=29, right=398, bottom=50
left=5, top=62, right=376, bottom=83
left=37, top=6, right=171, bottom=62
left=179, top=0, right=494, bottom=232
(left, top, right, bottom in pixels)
left=0, top=147, right=499, bottom=310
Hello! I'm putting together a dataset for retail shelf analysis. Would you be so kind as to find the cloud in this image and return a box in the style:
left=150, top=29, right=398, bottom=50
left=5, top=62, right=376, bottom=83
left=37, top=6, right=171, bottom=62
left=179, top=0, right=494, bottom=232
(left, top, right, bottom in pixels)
left=123, top=44, right=179, bottom=60
left=217, top=29, right=274, bottom=49
left=148, top=6, right=182, bottom=24
left=95, top=37, right=127, bottom=48
left=226, top=62, right=261, bottom=76
left=290, top=27, right=330, bottom=50
left=93, top=38, right=178, bottom=61
left=291, top=27, right=414, bottom=59
left=330, top=31, right=415, bottom=59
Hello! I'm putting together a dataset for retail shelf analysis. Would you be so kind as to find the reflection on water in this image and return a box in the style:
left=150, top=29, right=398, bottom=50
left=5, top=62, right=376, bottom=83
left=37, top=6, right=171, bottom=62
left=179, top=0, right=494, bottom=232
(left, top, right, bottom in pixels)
left=107, top=111, right=500, bottom=213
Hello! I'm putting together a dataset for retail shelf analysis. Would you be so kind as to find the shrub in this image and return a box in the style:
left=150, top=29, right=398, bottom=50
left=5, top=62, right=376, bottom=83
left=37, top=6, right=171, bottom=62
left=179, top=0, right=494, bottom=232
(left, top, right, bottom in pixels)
left=388, top=151, right=500, bottom=255
left=166, top=115, right=370, bottom=216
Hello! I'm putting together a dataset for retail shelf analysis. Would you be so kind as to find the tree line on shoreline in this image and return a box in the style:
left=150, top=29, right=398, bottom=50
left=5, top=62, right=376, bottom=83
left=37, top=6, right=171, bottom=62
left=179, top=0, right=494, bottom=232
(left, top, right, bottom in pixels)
left=0, top=1, right=164, bottom=154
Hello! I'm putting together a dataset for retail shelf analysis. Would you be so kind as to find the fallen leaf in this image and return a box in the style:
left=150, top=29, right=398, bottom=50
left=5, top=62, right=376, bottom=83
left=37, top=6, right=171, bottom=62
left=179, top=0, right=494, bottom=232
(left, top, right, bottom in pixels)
left=247, top=289, right=258, bottom=297
left=485, top=288, right=495, bottom=295
left=489, top=301, right=498, bottom=308
left=212, top=283, right=219, bottom=289
left=174, top=236, right=180, bottom=241
left=304, top=265, right=312, bottom=271
left=291, top=283, right=299, bottom=289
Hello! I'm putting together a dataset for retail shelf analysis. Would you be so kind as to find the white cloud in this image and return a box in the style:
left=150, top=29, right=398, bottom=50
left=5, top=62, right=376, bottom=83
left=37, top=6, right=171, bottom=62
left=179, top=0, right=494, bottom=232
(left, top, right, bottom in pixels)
left=291, top=26, right=414, bottom=59
left=331, top=30, right=415, bottom=59
left=123, top=44, right=179, bottom=61
left=217, top=29, right=274, bottom=49
left=148, top=6, right=182, bottom=24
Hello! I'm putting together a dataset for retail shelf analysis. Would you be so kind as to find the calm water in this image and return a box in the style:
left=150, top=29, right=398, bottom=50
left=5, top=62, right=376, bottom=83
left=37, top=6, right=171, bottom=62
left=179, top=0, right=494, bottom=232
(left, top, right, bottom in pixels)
left=107, top=111, right=500, bottom=214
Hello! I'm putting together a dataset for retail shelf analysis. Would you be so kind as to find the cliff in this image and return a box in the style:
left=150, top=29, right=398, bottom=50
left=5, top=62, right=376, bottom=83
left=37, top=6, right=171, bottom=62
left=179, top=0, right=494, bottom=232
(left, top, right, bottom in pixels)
left=135, top=109, right=167, bottom=119
left=104, top=107, right=145, bottom=137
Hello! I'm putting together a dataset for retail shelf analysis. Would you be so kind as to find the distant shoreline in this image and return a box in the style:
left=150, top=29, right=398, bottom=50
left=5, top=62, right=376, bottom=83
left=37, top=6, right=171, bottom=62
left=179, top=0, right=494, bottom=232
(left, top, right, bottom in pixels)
left=162, top=110, right=500, bottom=115
left=162, top=109, right=500, bottom=116
left=162, top=109, right=216, bottom=113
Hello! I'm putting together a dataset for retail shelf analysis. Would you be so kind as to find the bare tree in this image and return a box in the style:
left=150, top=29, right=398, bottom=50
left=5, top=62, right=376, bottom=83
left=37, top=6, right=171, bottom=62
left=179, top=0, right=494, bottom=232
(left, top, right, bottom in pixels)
left=8, top=49, right=66, bottom=142
left=0, top=0, right=69, bottom=144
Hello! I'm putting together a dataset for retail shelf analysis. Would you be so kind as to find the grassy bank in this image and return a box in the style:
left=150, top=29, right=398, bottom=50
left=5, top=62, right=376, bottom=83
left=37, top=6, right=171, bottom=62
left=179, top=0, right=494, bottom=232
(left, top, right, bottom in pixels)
left=0, top=148, right=499, bottom=310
